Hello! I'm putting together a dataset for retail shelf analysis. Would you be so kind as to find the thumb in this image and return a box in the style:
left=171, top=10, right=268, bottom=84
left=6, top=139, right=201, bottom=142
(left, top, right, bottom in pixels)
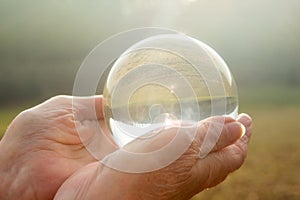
left=72, top=95, right=118, bottom=161
left=75, top=119, right=118, bottom=161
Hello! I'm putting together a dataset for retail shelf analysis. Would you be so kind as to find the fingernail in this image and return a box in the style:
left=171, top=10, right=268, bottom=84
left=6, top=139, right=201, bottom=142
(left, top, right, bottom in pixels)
left=236, top=122, right=246, bottom=136
left=237, top=113, right=252, bottom=126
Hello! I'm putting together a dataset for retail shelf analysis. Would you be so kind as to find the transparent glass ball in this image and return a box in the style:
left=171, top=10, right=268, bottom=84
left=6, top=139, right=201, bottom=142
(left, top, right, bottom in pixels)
left=103, top=34, right=238, bottom=147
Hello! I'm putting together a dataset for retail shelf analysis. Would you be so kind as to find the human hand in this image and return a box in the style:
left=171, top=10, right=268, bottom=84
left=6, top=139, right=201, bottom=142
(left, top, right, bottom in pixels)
left=54, top=97, right=252, bottom=200
left=0, top=95, right=252, bottom=200
left=0, top=95, right=117, bottom=200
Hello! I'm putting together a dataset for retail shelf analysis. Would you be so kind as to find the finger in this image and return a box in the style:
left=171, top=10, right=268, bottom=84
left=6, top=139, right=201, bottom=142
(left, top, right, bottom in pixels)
left=72, top=95, right=104, bottom=121
left=237, top=113, right=252, bottom=138
left=228, top=114, right=252, bottom=157
left=194, top=144, right=247, bottom=189
left=209, top=121, right=245, bottom=152
left=197, top=116, right=244, bottom=158
left=193, top=114, right=253, bottom=188
left=193, top=136, right=250, bottom=189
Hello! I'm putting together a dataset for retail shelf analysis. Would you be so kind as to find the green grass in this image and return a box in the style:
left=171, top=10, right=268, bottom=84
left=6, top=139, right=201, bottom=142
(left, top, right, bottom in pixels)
left=1, top=104, right=300, bottom=199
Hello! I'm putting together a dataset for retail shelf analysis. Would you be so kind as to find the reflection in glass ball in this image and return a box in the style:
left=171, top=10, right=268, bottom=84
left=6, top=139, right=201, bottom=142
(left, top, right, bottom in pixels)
left=103, top=34, right=238, bottom=147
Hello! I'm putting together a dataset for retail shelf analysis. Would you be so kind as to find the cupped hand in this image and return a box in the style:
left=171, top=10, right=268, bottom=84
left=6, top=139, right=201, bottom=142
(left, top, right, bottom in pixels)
left=0, top=95, right=116, bottom=200
left=55, top=97, right=252, bottom=200
left=0, top=95, right=252, bottom=200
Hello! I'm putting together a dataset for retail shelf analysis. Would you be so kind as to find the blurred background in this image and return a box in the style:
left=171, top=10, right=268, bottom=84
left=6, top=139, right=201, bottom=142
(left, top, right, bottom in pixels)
left=0, top=0, right=299, bottom=199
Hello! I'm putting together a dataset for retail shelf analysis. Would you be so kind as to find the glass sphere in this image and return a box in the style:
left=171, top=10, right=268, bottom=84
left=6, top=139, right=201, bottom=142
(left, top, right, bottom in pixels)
left=103, top=34, right=238, bottom=147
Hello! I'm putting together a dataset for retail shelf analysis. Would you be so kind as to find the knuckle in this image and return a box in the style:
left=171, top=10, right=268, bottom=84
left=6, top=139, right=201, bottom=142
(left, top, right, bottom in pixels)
left=49, top=95, right=70, bottom=103
left=13, top=108, right=37, bottom=127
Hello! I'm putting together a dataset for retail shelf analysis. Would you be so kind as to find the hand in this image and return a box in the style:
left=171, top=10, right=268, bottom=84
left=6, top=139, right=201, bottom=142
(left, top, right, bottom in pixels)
left=0, top=95, right=117, bottom=200
left=0, top=95, right=252, bottom=200
left=54, top=99, right=252, bottom=200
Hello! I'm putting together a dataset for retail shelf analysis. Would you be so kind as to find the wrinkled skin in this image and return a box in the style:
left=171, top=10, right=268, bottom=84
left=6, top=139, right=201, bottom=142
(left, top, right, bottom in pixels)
left=0, top=95, right=252, bottom=200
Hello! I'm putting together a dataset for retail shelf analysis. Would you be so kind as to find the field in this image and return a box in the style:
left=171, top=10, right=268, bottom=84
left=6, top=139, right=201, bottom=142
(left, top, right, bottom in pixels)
left=193, top=106, right=300, bottom=200
left=1, top=104, right=300, bottom=199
